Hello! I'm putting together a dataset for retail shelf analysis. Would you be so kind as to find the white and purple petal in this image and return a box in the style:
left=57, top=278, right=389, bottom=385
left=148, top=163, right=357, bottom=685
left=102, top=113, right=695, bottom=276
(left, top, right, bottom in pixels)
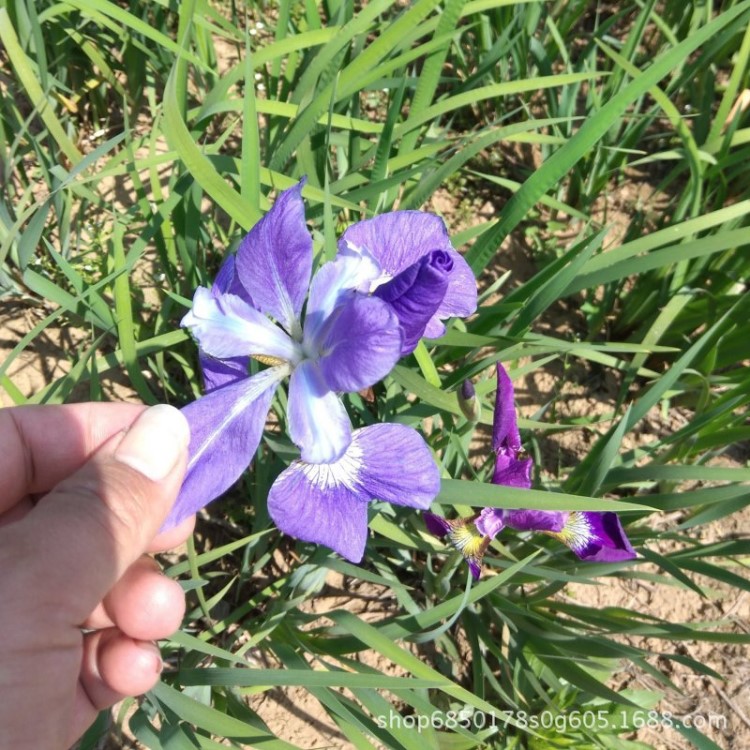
left=287, top=359, right=352, bottom=463
left=558, top=511, right=637, bottom=562
left=235, top=181, right=312, bottom=336
left=268, top=423, right=439, bottom=562
left=303, top=243, right=383, bottom=348
left=315, top=294, right=403, bottom=393
left=374, top=249, right=453, bottom=355
left=164, top=366, right=287, bottom=529
left=182, top=287, right=302, bottom=364
left=339, top=211, right=476, bottom=334
left=267, top=458, right=370, bottom=562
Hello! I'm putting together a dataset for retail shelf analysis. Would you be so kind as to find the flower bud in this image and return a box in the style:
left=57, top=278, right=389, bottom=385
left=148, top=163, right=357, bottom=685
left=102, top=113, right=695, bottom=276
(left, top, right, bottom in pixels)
left=458, top=379, right=481, bottom=422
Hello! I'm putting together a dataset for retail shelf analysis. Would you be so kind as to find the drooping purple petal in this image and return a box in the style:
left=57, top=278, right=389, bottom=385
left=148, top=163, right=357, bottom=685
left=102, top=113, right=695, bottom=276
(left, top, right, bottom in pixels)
left=199, top=352, right=249, bottom=393
left=374, top=249, right=452, bottom=355
left=339, top=212, right=476, bottom=336
left=182, top=288, right=301, bottom=364
left=303, top=243, right=382, bottom=348
left=476, top=508, right=505, bottom=539
left=267, top=423, right=439, bottom=562
left=352, top=423, right=440, bottom=509
left=504, top=509, right=566, bottom=533
left=493, top=363, right=522, bottom=454
left=287, top=359, right=352, bottom=463
left=164, top=367, right=286, bottom=529
left=235, top=181, right=312, bottom=336
left=267, top=459, right=370, bottom=562
left=555, top=511, right=636, bottom=562
left=316, top=294, right=402, bottom=393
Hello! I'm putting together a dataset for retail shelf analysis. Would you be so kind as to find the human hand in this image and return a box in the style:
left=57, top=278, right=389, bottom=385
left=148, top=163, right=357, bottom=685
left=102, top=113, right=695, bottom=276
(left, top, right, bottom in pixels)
left=0, top=403, right=193, bottom=749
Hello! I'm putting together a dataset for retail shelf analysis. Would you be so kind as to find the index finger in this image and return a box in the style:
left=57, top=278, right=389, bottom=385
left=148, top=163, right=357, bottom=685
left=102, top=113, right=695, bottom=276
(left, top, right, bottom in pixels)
left=0, top=402, right=147, bottom=514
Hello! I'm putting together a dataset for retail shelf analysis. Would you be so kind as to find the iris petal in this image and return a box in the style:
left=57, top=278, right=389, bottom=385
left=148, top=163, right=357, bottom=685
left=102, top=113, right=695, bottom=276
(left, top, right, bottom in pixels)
left=353, top=423, right=440, bottom=509
left=235, top=181, right=312, bottom=336
left=551, top=511, right=637, bottom=562
left=316, top=294, right=402, bottom=393
left=492, top=363, right=523, bottom=454
left=268, top=424, right=440, bottom=562
left=374, top=249, right=453, bottom=355
left=267, top=457, right=370, bottom=563
left=339, top=212, right=476, bottom=335
left=303, top=243, right=382, bottom=348
left=183, top=287, right=301, bottom=364
left=199, top=353, right=249, bottom=393
left=492, top=452, right=533, bottom=488
left=164, top=366, right=287, bottom=529
left=504, top=509, right=566, bottom=533
left=287, top=359, right=352, bottom=463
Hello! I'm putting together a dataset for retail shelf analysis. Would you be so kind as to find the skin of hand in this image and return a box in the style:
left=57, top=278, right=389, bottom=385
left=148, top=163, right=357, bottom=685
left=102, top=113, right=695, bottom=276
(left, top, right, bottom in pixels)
left=0, top=402, right=194, bottom=749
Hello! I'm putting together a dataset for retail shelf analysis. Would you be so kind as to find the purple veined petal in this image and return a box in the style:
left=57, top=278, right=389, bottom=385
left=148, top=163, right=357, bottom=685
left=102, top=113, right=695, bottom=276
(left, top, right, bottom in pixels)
left=199, top=352, right=250, bottom=393
left=163, top=366, right=287, bottom=530
left=303, top=243, right=383, bottom=348
left=493, top=363, right=523, bottom=454
left=235, top=180, right=312, bottom=337
left=503, top=509, right=566, bottom=533
left=338, top=211, right=453, bottom=278
left=374, top=249, right=452, bottom=355
left=287, top=359, right=352, bottom=463
left=550, top=511, right=637, bottom=562
left=315, top=294, right=402, bottom=393
left=212, top=254, right=249, bottom=301
left=352, top=423, right=441, bottom=509
left=182, top=287, right=302, bottom=364
left=476, top=508, right=505, bottom=539
left=268, top=423, right=439, bottom=562
left=267, top=455, right=371, bottom=562
left=339, top=212, right=477, bottom=336
left=492, top=451, right=533, bottom=489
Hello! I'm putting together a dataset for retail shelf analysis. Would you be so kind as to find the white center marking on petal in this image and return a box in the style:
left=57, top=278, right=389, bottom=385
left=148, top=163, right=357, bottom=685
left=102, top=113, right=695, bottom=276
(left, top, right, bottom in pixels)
left=299, top=438, right=365, bottom=492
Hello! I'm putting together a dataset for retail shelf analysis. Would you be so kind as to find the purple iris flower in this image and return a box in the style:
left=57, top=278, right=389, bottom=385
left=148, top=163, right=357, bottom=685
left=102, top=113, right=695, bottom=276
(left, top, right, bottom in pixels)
left=164, top=181, right=475, bottom=562
left=426, top=364, right=636, bottom=578
left=339, top=211, right=477, bottom=349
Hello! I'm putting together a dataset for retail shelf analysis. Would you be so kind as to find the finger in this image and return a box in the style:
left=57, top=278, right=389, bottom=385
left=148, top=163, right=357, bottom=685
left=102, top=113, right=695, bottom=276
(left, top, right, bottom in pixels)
left=0, top=402, right=146, bottom=513
left=148, top=513, right=196, bottom=552
left=0, top=496, right=33, bottom=528
left=73, top=629, right=162, bottom=745
left=3, top=404, right=190, bottom=625
left=84, top=556, right=186, bottom=640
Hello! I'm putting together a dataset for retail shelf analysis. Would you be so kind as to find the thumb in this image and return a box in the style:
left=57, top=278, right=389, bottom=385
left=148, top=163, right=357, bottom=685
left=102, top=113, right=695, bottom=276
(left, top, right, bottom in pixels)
left=11, top=404, right=190, bottom=624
